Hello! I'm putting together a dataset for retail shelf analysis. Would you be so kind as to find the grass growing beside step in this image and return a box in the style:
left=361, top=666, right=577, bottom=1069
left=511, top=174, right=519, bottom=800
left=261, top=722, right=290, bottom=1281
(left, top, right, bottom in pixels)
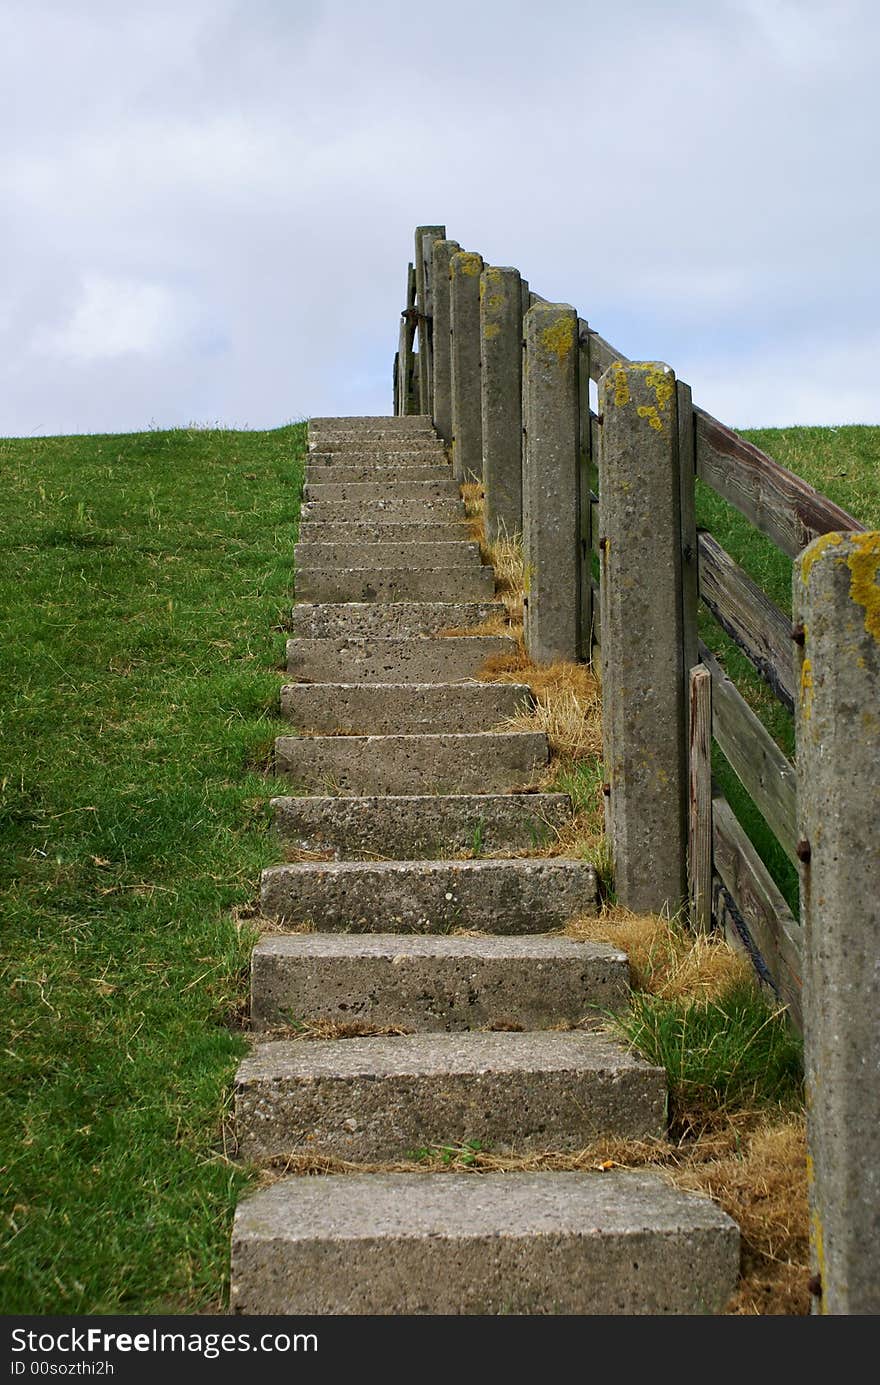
left=0, top=422, right=305, bottom=1313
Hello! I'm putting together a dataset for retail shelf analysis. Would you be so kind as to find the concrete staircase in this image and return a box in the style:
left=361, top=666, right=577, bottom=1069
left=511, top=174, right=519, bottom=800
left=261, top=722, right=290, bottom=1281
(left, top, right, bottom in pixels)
left=230, top=415, right=739, bottom=1315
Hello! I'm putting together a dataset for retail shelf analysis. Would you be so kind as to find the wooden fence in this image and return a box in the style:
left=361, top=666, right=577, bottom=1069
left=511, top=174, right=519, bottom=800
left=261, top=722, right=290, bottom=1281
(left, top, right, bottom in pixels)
left=393, top=225, right=880, bottom=1314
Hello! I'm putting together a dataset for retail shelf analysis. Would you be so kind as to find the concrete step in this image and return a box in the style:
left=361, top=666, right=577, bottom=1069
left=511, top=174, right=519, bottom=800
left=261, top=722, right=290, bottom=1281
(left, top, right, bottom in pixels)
left=275, top=731, right=548, bottom=794
left=309, top=436, right=444, bottom=454
left=303, top=480, right=460, bottom=503
left=290, top=601, right=503, bottom=639
left=250, top=933, right=629, bottom=1032
left=297, top=520, right=469, bottom=544
left=307, top=462, right=446, bottom=479
left=293, top=540, right=480, bottom=570
left=293, top=567, right=495, bottom=603
left=309, top=415, right=433, bottom=431
left=280, top=681, right=531, bottom=734
left=231, top=1170, right=739, bottom=1315
left=305, top=464, right=450, bottom=483
left=271, top=792, right=573, bottom=858
left=260, top=856, right=596, bottom=931
left=286, top=635, right=512, bottom=683
left=300, top=499, right=464, bottom=524
left=234, top=1029, right=665, bottom=1161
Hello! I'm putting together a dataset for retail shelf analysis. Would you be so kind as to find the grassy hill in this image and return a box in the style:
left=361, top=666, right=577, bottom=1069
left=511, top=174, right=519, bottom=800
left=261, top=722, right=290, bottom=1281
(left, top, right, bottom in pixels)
left=0, top=424, right=305, bottom=1312
left=0, top=420, right=876, bottom=1313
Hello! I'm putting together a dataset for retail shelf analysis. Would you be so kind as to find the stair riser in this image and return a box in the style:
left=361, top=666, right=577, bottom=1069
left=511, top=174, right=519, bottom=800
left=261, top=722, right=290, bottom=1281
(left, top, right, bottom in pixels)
left=251, top=936, right=629, bottom=1032
left=274, top=732, right=548, bottom=795
left=305, top=465, right=450, bottom=484
left=286, top=635, right=511, bottom=683
left=293, top=568, right=495, bottom=603
left=308, top=438, right=443, bottom=453
left=289, top=602, right=502, bottom=639
left=231, top=1172, right=739, bottom=1316
left=235, top=1036, right=664, bottom=1161
left=297, top=522, right=469, bottom=544
left=309, top=416, right=433, bottom=430
left=300, top=501, right=464, bottom=524
left=303, top=481, right=460, bottom=503
left=270, top=792, right=573, bottom=858
left=294, top=541, right=480, bottom=569
left=260, top=857, right=597, bottom=932
left=280, top=682, right=530, bottom=734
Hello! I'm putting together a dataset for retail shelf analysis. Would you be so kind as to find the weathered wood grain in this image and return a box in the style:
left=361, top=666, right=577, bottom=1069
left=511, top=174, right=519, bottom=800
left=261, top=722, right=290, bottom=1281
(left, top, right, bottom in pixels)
left=678, top=381, right=699, bottom=676
left=578, top=319, right=629, bottom=381
left=699, top=644, right=797, bottom=864
left=578, top=326, right=593, bottom=662
left=688, top=665, right=713, bottom=933
left=697, top=531, right=796, bottom=711
left=712, top=795, right=803, bottom=1030
left=695, top=408, right=863, bottom=557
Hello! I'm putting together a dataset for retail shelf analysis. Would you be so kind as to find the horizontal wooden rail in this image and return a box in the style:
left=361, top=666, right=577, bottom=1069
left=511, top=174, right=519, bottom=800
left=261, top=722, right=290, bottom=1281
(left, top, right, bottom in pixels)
left=694, top=408, right=863, bottom=557
left=712, top=794, right=803, bottom=1029
left=699, top=643, right=798, bottom=864
left=697, top=531, right=796, bottom=711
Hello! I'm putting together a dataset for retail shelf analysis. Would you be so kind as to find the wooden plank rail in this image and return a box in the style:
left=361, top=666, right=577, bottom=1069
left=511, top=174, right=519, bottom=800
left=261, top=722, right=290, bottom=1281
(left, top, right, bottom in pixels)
left=712, top=794, right=803, bottom=1030
left=699, top=643, right=798, bottom=864
left=694, top=408, right=863, bottom=557
left=697, top=530, right=796, bottom=711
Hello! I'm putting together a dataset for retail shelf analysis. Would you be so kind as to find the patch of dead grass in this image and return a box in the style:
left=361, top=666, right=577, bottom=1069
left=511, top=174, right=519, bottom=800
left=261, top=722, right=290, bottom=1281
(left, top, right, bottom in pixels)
left=565, top=904, right=752, bottom=1001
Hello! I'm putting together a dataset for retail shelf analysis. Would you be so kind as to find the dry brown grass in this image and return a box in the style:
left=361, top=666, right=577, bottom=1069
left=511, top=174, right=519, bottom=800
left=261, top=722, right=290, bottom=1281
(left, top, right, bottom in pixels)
left=565, top=904, right=752, bottom=1001
left=478, top=646, right=602, bottom=762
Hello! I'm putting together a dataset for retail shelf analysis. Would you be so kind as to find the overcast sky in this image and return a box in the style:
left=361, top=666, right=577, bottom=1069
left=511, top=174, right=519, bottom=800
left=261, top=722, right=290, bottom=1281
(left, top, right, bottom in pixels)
left=2, top=0, right=878, bottom=437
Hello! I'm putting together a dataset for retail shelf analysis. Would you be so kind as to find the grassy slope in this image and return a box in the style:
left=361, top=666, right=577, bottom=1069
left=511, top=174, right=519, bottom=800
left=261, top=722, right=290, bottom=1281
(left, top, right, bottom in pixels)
left=696, top=425, right=880, bottom=911
left=0, top=424, right=305, bottom=1313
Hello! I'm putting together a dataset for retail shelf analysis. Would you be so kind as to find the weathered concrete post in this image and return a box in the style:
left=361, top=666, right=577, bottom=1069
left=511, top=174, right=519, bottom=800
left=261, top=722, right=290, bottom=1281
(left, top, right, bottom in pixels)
left=522, top=303, right=580, bottom=663
left=430, top=239, right=460, bottom=445
left=794, top=531, right=880, bottom=1316
left=450, top=250, right=484, bottom=481
left=414, top=225, right=445, bottom=414
left=480, top=265, right=524, bottom=542
left=598, top=361, right=687, bottom=914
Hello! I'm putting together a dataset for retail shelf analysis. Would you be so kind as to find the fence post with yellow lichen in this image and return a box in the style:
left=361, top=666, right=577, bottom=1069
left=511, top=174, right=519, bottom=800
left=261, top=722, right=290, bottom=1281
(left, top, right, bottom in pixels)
left=522, top=302, right=581, bottom=663
left=449, top=249, right=484, bottom=480
left=597, top=360, right=688, bottom=914
left=793, top=530, right=880, bottom=1315
left=480, top=265, right=524, bottom=544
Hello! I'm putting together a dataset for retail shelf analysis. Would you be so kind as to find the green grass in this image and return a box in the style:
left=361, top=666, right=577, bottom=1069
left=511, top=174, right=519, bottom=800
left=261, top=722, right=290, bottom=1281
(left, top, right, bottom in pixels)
left=0, top=422, right=305, bottom=1313
left=614, top=981, right=803, bottom=1127
left=696, top=425, right=880, bottom=912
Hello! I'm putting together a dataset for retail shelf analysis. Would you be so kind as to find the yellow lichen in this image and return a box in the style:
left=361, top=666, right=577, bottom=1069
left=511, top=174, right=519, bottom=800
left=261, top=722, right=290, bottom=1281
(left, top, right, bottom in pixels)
left=800, top=657, right=813, bottom=721
left=645, top=366, right=675, bottom=412
left=637, top=404, right=663, bottom=432
left=611, top=362, right=630, bottom=408
left=455, top=253, right=483, bottom=278
left=800, top=531, right=843, bottom=585
left=483, top=322, right=500, bottom=340
left=845, top=531, right=880, bottom=642
left=540, top=315, right=575, bottom=366
left=806, top=1150, right=827, bottom=1315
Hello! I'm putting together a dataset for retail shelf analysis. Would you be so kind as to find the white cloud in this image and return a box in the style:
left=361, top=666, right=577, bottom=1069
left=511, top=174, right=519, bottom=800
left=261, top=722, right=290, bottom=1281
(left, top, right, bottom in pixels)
left=32, top=273, right=196, bottom=362
left=1, top=0, right=879, bottom=433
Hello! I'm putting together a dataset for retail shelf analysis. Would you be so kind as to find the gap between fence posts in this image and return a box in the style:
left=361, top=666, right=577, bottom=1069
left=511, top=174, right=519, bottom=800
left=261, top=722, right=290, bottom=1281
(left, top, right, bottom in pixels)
left=597, top=360, right=688, bottom=914
left=430, top=239, right=460, bottom=444
left=450, top=250, right=484, bottom=481
left=794, top=529, right=880, bottom=1316
left=480, top=265, right=524, bottom=544
left=522, top=302, right=581, bottom=663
